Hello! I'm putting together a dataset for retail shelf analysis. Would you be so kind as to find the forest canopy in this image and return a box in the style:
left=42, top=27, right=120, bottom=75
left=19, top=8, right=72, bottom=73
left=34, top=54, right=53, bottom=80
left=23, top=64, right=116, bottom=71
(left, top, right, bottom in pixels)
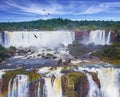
left=0, top=18, right=120, bottom=33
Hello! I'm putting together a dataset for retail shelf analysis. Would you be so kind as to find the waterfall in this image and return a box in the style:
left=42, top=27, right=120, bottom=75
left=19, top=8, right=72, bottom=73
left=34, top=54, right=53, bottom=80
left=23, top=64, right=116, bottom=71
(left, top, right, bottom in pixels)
left=97, top=68, right=120, bottom=97
left=8, top=75, right=29, bottom=97
left=37, top=81, right=40, bottom=97
left=106, top=31, right=111, bottom=44
left=0, top=33, right=3, bottom=45
left=76, top=66, right=120, bottom=97
left=84, top=30, right=111, bottom=45
left=86, top=73, right=101, bottom=97
left=8, top=79, right=12, bottom=97
left=43, top=77, right=62, bottom=97
left=0, top=71, right=5, bottom=97
left=1, top=66, right=120, bottom=97
left=1, top=31, right=75, bottom=48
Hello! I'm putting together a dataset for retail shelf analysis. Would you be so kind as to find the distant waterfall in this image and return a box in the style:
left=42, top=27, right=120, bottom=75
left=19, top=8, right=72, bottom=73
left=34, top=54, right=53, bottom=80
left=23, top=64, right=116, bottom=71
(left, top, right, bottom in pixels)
left=43, top=77, right=62, bottom=97
left=8, top=75, right=29, bottom=97
left=84, top=30, right=111, bottom=45
left=1, top=31, right=75, bottom=48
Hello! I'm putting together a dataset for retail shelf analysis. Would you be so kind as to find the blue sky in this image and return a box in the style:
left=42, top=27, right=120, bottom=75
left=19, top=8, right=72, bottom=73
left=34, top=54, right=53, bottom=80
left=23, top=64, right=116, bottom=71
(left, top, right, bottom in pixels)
left=0, top=0, right=120, bottom=22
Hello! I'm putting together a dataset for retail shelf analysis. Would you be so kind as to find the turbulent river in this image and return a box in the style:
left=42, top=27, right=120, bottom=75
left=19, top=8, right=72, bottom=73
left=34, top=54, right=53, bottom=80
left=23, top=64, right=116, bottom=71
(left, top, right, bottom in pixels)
left=0, top=30, right=119, bottom=97
left=0, top=64, right=120, bottom=97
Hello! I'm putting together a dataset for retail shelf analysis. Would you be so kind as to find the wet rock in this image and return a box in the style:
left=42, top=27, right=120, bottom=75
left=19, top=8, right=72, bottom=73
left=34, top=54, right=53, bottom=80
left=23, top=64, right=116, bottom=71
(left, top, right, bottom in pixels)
left=61, top=72, right=89, bottom=97
left=90, top=72, right=101, bottom=88
left=63, top=59, right=71, bottom=65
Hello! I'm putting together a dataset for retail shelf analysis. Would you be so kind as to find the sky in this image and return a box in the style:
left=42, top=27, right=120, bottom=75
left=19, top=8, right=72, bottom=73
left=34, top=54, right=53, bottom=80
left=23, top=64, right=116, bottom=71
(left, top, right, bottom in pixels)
left=0, top=0, right=120, bottom=22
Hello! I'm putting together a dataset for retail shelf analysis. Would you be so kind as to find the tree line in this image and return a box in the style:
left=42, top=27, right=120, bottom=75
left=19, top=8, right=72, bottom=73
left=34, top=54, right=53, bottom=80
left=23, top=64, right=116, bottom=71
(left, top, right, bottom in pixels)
left=0, top=18, right=120, bottom=33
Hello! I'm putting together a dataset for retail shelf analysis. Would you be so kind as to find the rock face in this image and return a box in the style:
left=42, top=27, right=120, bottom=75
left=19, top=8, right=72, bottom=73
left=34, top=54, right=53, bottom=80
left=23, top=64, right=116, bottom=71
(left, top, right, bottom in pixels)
left=90, top=72, right=101, bottom=88
left=61, top=72, right=89, bottom=97
left=29, top=79, right=44, bottom=97
left=74, top=31, right=89, bottom=40
left=1, top=66, right=120, bottom=97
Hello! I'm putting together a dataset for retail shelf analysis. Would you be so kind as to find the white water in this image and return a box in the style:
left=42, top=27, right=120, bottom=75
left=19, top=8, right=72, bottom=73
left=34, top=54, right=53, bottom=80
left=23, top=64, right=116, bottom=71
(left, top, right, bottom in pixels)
left=37, top=81, right=40, bottom=97
left=84, top=30, right=111, bottom=45
left=0, top=33, right=3, bottom=45
left=2, top=31, right=75, bottom=48
left=8, top=75, right=29, bottom=97
left=43, top=77, right=62, bottom=97
left=2, top=66, right=120, bottom=97
left=86, top=73, right=101, bottom=97
left=97, top=68, right=120, bottom=97
left=0, top=71, right=5, bottom=97
left=75, top=65, right=120, bottom=97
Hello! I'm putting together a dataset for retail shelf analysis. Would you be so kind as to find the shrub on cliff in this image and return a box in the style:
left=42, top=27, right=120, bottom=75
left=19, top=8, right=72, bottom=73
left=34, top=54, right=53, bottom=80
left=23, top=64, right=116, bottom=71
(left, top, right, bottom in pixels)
left=0, top=45, right=8, bottom=62
left=93, top=45, right=120, bottom=64
left=61, top=71, right=88, bottom=97
left=68, top=40, right=90, bottom=58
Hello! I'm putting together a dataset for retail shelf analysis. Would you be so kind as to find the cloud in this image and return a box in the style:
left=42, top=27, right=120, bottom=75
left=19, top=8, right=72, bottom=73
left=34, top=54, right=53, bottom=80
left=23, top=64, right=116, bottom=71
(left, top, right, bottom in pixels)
left=81, top=6, right=108, bottom=14
left=100, top=2, right=120, bottom=8
left=1, top=0, right=120, bottom=17
left=81, top=2, right=120, bottom=14
left=0, top=0, right=70, bottom=16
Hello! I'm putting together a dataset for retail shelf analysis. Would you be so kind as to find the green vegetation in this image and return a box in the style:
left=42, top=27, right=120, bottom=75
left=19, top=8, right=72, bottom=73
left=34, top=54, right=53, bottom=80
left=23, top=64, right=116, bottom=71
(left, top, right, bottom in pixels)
left=2, top=69, right=41, bottom=92
left=93, top=35, right=120, bottom=64
left=29, top=70, right=41, bottom=81
left=61, top=71, right=87, bottom=97
left=3, top=69, right=41, bottom=83
left=0, top=18, right=120, bottom=33
left=0, top=45, right=8, bottom=62
left=0, top=45, right=17, bottom=62
left=68, top=40, right=91, bottom=57
left=67, top=72, right=84, bottom=85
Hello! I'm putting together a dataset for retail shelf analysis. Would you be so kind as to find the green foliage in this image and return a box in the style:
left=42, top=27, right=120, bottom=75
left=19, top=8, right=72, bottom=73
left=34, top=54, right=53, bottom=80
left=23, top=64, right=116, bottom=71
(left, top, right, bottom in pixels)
left=0, top=18, right=120, bottom=32
left=3, top=69, right=28, bottom=83
left=67, top=72, right=84, bottom=85
left=61, top=71, right=86, bottom=97
left=68, top=40, right=82, bottom=57
left=68, top=40, right=90, bottom=57
left=0, top=45, right=8, bottom=61
left=7, top=46, right=16, bottom=51
left=29, top=71, right=41, bottom=81
left=2, top=69, right=41, bottom=92
left=94, top=44, right=120, bottom=64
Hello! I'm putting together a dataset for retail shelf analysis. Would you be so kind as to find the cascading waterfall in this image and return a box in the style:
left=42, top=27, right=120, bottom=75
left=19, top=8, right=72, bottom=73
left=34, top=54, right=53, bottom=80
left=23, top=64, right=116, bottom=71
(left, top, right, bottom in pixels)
left=1, top=31, right=75, bottom=48
left=0, top=71, right=5, bottom=97
left=84, top=30, right=111, bottom=45
left=43, top=77, right=62, bottom=97
left=0, top=66, right=119, bottom=97
left=106, top=31, right=111, bottom=43
left=76, top=66, right=120, bottom=97
left=86, top=73, right=101, bottom=97
left=8, top=79, right=12, bottom=97
left=8, top=75, right=29, bottom=97
left=37, top=81, right=40, bottom=97
left=0, top=33, right=3, bottom=45
left=97, top=68, right=120, bottom=97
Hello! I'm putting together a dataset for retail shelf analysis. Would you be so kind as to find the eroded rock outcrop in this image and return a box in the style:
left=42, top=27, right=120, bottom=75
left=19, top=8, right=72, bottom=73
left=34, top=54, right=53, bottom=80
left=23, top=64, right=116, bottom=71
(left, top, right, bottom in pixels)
left=61, top=72, right=89, bottom=97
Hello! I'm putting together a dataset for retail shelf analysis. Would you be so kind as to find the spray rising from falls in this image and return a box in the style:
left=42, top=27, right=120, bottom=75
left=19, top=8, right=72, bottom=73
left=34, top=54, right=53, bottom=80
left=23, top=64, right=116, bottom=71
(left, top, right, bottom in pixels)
left=84, top=30, right=111, bottom=45
left=1, top=31, right=75, bottom=48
